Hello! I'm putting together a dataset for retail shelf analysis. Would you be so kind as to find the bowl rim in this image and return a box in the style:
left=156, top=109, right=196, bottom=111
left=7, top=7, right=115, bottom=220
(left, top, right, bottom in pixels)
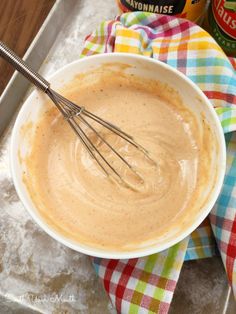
left=10, top=52, right=226, bottom=259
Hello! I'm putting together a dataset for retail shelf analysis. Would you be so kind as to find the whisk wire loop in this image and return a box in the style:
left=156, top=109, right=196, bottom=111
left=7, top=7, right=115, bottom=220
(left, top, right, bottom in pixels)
left=47, top=88, right=145, bottom=184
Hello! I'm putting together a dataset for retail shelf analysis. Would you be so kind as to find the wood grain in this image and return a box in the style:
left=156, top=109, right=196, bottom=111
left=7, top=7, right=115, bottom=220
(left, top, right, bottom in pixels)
left=0, top=0, right=55, bottom=95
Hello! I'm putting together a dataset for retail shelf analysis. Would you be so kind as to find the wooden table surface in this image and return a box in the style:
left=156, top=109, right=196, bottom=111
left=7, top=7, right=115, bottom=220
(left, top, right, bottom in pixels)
left=0, top=0, right=55, bottom=95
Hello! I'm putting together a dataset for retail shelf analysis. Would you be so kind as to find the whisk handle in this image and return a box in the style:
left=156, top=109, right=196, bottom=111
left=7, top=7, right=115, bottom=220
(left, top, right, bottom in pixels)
left=0, top=41, right=50, bottom=92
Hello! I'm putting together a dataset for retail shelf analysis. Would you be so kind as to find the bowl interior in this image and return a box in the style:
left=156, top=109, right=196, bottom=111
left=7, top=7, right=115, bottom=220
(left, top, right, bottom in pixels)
left=11, top=53, right=226, bottom=259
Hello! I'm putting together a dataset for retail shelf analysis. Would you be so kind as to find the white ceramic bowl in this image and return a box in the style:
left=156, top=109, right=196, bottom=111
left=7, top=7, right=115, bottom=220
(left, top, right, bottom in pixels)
left=11, top=53, right=226, bottom=259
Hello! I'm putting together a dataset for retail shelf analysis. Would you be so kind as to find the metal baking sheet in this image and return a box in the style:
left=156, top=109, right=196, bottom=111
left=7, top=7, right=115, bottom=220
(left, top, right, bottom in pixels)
left=0, top=0, right=235, bottom=313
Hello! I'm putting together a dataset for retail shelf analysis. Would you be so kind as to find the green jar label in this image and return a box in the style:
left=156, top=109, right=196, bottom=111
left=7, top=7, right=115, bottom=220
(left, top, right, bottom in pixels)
left=209, top=2, right=236, bottom=55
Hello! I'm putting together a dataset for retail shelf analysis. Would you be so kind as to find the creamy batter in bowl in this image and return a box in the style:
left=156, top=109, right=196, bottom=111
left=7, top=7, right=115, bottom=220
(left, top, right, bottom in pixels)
left=11, top=54, right=226, bottom=259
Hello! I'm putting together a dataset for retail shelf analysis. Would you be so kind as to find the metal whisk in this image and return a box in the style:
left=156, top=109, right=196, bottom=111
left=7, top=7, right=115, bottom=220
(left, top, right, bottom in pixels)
left=0, top=41, right=150, bottom=185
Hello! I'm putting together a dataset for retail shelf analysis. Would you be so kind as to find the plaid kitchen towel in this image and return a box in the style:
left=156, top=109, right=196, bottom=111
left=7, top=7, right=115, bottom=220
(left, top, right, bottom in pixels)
left=81, top=12, right=236, bottom=313
left=185, top=218, right=218, bottom=261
